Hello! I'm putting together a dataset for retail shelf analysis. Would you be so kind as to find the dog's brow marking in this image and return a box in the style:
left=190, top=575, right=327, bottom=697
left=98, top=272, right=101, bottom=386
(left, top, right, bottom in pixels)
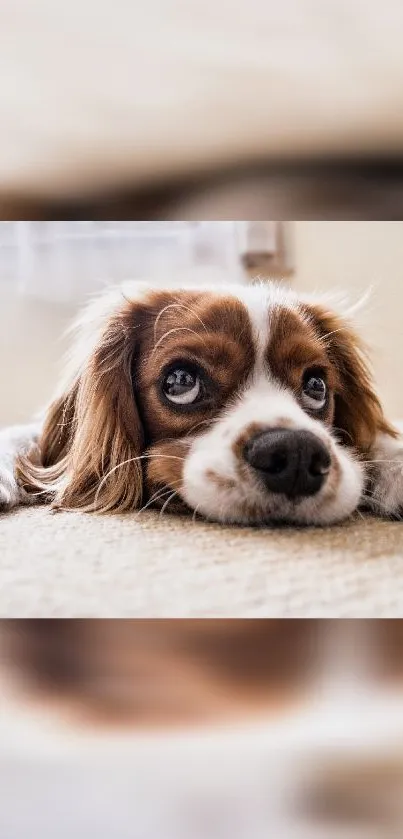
left=151, top=327, right=208, bottom=357
left=153, top=302, right=209, bottom=343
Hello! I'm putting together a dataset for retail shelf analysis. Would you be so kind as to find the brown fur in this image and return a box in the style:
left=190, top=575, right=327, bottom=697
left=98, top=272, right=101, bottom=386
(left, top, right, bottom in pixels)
left=232, top=421, right=267, bottom=462
left=17, top=300, right=145, bottom=512
left=267, top=307, right=339, bottom=427
left=301, top=303, right=397, bottom=453
left=262, top=303, right=397, bottom=454
left=16, top=290, right=255, bottom=514
left=205, top=469, right=237, bottom=491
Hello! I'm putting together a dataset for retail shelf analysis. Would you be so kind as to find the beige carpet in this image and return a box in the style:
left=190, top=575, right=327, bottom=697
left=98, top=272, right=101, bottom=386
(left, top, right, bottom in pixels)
left=1, top=507, right=403, bottom=617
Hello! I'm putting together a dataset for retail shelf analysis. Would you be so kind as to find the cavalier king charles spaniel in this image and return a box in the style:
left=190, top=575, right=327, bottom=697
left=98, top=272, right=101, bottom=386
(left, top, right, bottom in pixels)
left=0, top=279, right=402, bottom=526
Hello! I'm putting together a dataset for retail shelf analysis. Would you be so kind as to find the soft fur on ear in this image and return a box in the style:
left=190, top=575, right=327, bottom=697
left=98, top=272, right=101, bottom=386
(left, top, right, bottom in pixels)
left=304, top=303, right=397, bottom=454
left=16, top=300, right=144, bottom=513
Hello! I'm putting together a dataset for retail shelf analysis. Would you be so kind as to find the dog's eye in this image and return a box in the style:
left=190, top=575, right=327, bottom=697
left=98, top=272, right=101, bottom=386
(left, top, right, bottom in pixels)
left=162, top=368, right=201, bottom=405
left=302, top=371, right=327, bottom=410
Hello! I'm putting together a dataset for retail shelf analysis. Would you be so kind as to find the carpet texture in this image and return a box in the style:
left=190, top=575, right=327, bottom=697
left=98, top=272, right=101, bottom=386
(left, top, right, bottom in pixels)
left=1, top=508, right=403, bottom=617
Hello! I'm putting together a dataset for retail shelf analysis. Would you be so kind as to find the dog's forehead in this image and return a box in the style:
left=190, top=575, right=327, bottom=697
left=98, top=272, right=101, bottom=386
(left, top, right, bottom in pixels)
left=139, top=286, right=260, bottom=334
left=138, top=283, right=306, bottom=352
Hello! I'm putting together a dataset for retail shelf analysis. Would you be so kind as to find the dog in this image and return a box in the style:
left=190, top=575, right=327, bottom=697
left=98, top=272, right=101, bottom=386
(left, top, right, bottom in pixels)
left=1, top=279, right=402, bottom=525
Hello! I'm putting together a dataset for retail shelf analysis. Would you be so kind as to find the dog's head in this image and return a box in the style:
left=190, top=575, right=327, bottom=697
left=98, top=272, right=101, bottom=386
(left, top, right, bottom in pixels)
left=18, top=280, right=396, bottom=525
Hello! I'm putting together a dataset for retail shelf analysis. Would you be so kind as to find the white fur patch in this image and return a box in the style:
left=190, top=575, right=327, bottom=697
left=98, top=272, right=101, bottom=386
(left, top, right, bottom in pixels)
left=366, top=430, right=403, bottom=517
left=0, top=424, right=40, bottom=511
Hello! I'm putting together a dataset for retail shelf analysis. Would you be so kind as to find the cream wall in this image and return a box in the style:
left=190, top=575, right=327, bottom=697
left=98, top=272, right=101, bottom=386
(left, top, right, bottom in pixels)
left=293, top=222, right=403, bottom=419
left=0, top=292, right=74, bottom=425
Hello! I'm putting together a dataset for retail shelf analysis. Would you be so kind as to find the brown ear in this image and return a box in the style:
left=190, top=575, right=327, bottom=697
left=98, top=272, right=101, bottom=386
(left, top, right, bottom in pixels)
left=17, top=308, right=144, bottom=513
left=304, top=303, right=397, bottom=454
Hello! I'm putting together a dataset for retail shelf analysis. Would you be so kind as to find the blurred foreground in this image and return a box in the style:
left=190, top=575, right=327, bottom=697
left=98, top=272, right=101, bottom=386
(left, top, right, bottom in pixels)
left=4, top=163, right=403, bottom=221
left=1, top=620, right=403, bottom=837
left=1, top=0, right=403, bottom=218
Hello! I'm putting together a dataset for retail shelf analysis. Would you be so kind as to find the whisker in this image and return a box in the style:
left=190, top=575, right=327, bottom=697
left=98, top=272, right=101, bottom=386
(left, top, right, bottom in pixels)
left=185, top=418, right=214, bottom=437
left=153, top=304, right=179, bottom=342
left=191, top=502, right=203, bottom=523
left=142, top=453, right=187, bottom=463
left=121, top=290, right=132, bottom=306
left=105, top=452, right=186, bottom=476
left=93, top=453, right=187, bottom=507
left=159, top=490, right=180, bottom=517
left=135, top=488, right=174, bottom=517
left=172, top=299, right=209, bottom=335
left=360, top=488, right=386, bottom=506
left=137, top=480, right=183, bottom=517
left=151, top=327, right=208, bottom=357
left=153, top=303, right=209, bottom=343
left=331, top=427, right=355, bottom=446
left=317, top=326, right=349, bottom=345
left=360, top=459, right=403, bottom=465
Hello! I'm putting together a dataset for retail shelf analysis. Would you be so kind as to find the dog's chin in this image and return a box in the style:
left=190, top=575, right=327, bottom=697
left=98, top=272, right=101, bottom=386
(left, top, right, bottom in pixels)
left=180, top=459, right=364, bottom=528
left=178, top=498, right=357, bottom=528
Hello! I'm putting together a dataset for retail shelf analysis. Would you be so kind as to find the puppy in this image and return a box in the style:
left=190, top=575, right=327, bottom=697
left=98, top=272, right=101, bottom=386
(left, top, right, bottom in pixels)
left=0, top=279, right=402, bottom=525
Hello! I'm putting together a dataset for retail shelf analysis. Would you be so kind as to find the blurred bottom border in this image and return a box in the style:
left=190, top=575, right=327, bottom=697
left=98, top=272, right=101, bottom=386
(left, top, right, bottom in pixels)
left=1, top=620, right=403, bottom=838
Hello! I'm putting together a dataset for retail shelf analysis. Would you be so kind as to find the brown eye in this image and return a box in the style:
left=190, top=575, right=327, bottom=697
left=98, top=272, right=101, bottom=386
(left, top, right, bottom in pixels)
left=163, top=368, right=201, bottom=405
left=302, top=372, right=327, bottom=410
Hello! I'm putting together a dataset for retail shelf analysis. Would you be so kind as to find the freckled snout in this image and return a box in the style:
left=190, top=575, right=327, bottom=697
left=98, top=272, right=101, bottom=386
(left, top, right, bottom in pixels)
left=243, top=428, right=331, bottom=499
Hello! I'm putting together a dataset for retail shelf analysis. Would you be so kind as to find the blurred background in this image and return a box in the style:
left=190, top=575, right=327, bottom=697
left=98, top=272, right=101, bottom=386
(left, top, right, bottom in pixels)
left=1, top=0, right=403, bottom=219
left=1, top=619, right=403, bottom=838
left=0, top=220, right=402, bottom=426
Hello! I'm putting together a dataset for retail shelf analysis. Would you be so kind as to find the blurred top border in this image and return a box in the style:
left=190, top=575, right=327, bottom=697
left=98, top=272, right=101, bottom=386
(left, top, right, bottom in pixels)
left=2, top=160, right=403, bottom=221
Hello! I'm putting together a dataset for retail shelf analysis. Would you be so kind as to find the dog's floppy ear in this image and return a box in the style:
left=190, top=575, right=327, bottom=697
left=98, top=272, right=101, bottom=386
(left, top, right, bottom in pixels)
left=17, top=294, right=145, bottom=513
left=304, top=302, right=397, bottom=454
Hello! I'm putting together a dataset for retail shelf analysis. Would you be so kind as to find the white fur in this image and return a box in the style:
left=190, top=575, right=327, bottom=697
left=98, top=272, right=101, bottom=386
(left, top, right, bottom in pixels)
left=182, top=374, right=363, bottom=526
left=0, top=424, right=40, bottom=511
left=366, top=428, right=403, bottom=518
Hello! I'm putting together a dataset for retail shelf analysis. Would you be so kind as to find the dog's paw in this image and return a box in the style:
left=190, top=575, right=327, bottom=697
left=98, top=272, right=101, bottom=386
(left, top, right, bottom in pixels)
left=366, top=433, right=403, bottom=519
left=0, top=464, right=22, bottom=511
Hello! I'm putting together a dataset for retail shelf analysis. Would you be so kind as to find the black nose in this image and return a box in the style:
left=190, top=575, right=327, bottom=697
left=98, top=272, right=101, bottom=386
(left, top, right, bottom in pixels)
left=243, top=428, right=331, bottom=499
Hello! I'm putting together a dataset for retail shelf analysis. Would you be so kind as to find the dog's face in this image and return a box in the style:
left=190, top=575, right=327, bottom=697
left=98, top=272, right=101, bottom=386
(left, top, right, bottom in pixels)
left=18, top=281, right=394, bottom=525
